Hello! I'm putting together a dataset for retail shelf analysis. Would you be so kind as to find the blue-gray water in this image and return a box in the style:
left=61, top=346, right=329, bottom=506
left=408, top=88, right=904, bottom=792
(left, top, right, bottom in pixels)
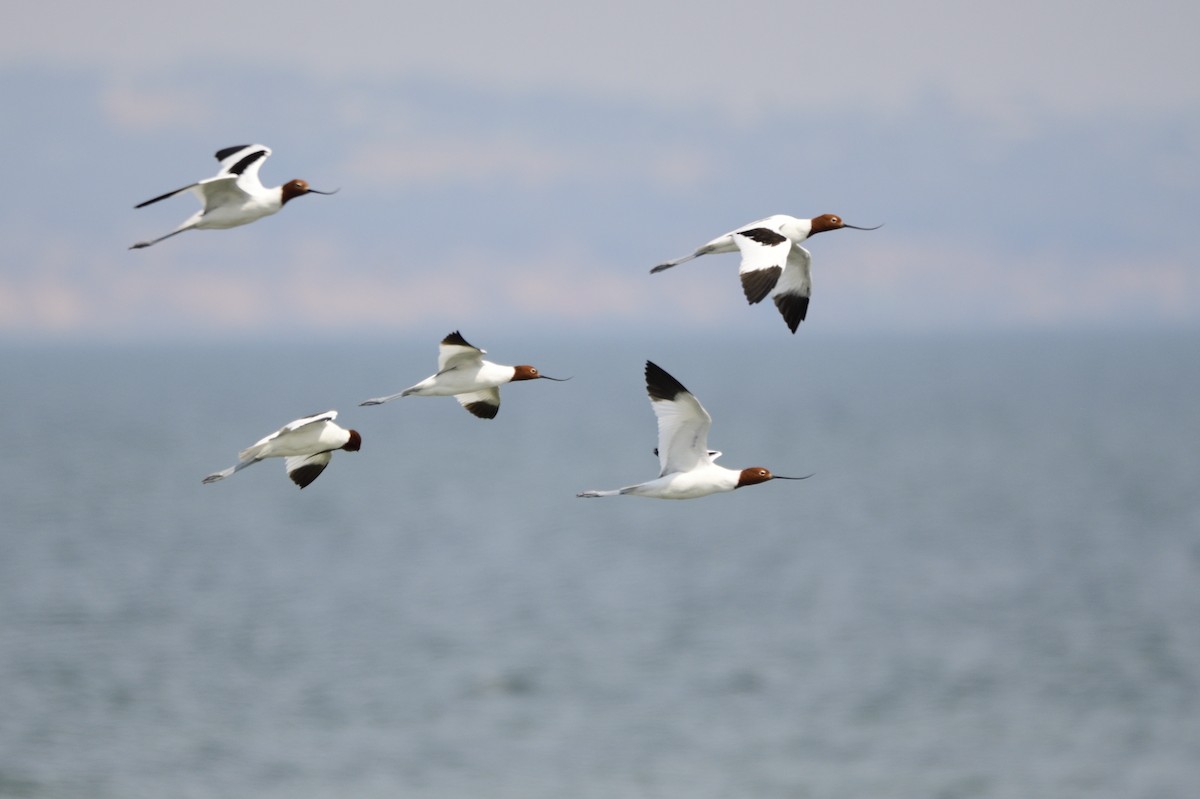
left=1, top=331, right=1197, bottom=798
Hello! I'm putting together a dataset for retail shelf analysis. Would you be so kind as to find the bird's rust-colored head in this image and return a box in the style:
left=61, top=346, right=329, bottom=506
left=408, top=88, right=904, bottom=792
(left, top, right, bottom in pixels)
left=342, top=430, right=363, bottom=452
left=511, top=365, right=570, bottom=382
left=808, top=213, right=883, bottom=236
left=735, top=467, right=812, bottom=488
left=281, top=179, right=339, bottom=205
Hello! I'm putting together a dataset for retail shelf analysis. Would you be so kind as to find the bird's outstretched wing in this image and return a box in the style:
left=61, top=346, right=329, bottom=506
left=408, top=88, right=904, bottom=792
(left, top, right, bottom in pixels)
left=645, top=361, right=713, bottom=477
left=734, top=224, right=791, bottom=305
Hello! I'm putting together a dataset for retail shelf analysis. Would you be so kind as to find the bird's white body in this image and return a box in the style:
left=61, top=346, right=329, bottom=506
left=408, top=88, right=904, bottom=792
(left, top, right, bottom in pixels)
left=652, top=213, right=878, bottom=333
left=602, top=461, right=745, bottom=500
left=237, top=413, right=354, bottom=461
left=360, top=331, right=565, bottom=419
left=685, top=214, right=817, bottom=258
left=577, top=362, right=808, bottom=500
left=185, top=183, right=283, bottom=230
left=131, top=144, right=334, bottom=249
left=403, top=359, right=522, bottom=397
left=202, top=410, right=361, bottom=488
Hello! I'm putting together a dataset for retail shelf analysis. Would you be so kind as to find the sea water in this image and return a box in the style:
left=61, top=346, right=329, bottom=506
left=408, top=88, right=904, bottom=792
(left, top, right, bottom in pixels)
left=0, top=330, right=1197, bottom=798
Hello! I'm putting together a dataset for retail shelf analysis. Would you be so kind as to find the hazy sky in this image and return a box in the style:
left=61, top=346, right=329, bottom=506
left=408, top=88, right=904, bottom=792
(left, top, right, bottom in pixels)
left=2, top=0, right=1197, bottom=339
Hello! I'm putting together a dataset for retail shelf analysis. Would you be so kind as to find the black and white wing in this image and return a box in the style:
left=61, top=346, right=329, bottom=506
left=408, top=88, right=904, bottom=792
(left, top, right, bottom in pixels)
left=190, top=144, right=273, bottom=209
left=771, top=245, right=813, bottom=333
left=285, top=451, right=333, bottom=488
left=437, top=330, right=486, bottom=374
left=733, top=224, right=791, bottom=305
left=454, top=387, right=502, bottom=419
left=134, top=144, right=271, bottom=209
left=214, top=144, right=272, bottom=186
left=645, top=361, right=713, bottom=477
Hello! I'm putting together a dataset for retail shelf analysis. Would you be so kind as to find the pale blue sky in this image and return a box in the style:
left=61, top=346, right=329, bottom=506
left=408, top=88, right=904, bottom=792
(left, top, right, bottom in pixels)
left=2, top=0, right=1197, bottom=339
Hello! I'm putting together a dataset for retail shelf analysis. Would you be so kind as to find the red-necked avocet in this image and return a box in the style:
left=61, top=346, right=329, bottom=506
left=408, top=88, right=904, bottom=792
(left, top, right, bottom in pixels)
left=360, top=331, right=569, bottom=419
left=577, top=361, right=811, bottom=500
left=201, top=410, right=361, bottom=489
left=130, top=144, right=337, bottom=249
left=651, top=213, right=880, bottom=332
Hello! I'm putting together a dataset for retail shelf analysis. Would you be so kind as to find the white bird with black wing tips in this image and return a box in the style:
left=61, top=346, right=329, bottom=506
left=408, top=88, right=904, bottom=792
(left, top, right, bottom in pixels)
left=202, top=410, right=361, bottom=489
left=651, top=213, right=881, bottom=332
left=360, top=331, right=569, bottom=419
left=130, top=144, right=337, bottom=249
left=577, top=361, right=811, bottom=500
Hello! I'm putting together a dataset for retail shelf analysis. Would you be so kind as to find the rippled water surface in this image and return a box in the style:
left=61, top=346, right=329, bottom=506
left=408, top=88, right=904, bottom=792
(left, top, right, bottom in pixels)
left=1, top=331, right=1197, bottom=798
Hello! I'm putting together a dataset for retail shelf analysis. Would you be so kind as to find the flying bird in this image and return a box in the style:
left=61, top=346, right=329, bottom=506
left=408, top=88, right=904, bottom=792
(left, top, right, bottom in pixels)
left=202, top=410, right=361, bottom=489
left=360, top=331, right=569, bottom=419
left=130, top=144, right=337, bottom=249
left=577, top=361, right=811, bottom=499
left=651, top=213, right=881, bottom=332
